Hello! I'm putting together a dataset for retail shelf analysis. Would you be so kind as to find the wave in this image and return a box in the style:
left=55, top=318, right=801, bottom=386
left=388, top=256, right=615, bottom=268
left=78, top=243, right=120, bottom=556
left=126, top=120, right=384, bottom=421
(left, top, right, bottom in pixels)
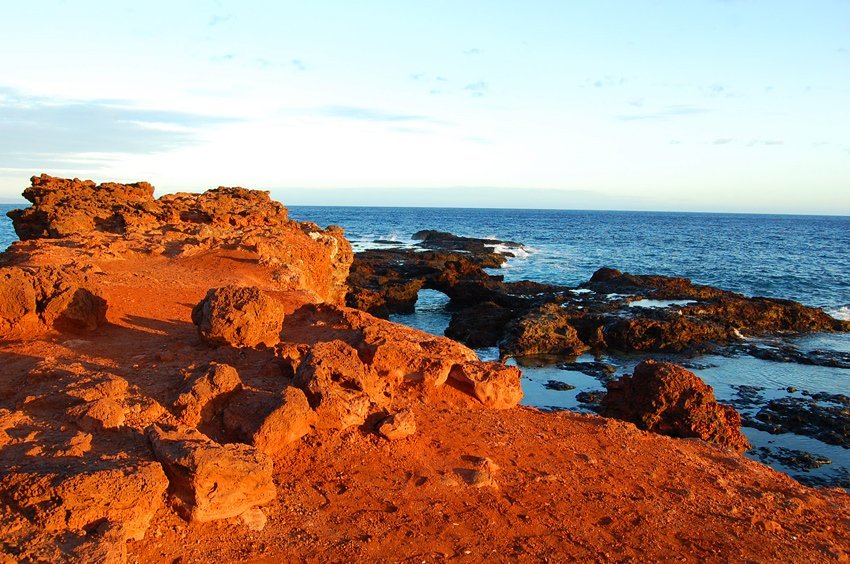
left=491, top=243, right=535, bottom=258
left=827, top=306, right=850, bottom=321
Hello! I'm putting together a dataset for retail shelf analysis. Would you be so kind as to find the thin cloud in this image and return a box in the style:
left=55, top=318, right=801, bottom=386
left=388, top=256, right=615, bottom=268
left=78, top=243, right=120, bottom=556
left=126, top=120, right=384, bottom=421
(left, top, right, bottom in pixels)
left=0, top=87, right=235, bottom=169
left=713, top=138, right=733, bottom=145
left=315, top=105, right=438, bottom=123
left=208, top=14, right=233, bottom=26
left=618, top=105, right=712, bottom=121
left=290, top=59, right=306, bottom=71
left=463, top=48, right=481, bottom=56
left=464, top=82, right=488, bottom=97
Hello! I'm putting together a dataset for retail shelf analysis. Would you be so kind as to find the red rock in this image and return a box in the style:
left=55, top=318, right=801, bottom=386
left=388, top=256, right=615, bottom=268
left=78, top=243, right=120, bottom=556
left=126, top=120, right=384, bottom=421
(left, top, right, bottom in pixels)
left=174, top=362, right=242, bottom=427
left=602, top=360, right=751, bottom=452
left=191, top=285, right=285, bottom=348
left=448, top=362, right=523, bottom=409
left=293, top=340, right=374, bottom=430
left=0, top=266, right=107, bottom=338
left=377, top=409, right=417, bottom=440
left=67, top=398, right=126, bottom=431
left=0, top=460, right=168, bottom=540
left=222, top=386, right=317, bottom=454
left=147, top=424, right=276, bottom=522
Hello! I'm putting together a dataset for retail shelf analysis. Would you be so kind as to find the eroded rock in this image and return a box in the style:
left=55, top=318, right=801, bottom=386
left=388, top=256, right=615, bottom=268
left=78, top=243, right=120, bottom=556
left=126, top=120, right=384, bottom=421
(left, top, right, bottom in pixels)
left=222, top=386, right=317, bottom=454
left=448, top=362, right=523, bottom=410
left=147, top=424, right=276, bottom=522
left=292, top=340, right=374, bottom=430
left=174, top=362, right=243, bottom=427
left=0, top=460, right=168, bottom=541
left=192, top=285, right=285, bottom=348
left=377, top=409, right=417, bottom=440
left=602, top=360, right=750, bottom=452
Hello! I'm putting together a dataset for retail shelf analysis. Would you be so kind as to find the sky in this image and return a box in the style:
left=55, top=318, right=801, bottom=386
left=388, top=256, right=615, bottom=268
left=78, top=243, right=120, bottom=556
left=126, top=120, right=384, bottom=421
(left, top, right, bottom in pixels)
left=1, top=0, right=849, bottom=214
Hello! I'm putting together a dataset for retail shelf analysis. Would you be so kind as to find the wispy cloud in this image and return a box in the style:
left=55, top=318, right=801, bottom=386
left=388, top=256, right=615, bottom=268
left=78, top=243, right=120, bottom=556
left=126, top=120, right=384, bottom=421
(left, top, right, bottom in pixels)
left=713, top=138, right=733, bottom=145
left=0, top=87, right=235, bottom=169
left=290, top=59, right=306, bottom=71
left=617, top=105, right=712, bottom=121
left=315, top=105, right=439, bottom=123
left=745, top=138, right=785, bottom=147
left=464, top=81, right=488, bottom=97
left=463, top=48, right=481, bottom=56
left=208, top=14, right=233, bottom=26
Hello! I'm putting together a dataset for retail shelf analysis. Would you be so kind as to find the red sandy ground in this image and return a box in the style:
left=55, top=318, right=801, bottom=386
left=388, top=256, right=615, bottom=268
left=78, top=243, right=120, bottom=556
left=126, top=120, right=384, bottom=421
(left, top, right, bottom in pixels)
left=2, top=243, right=849, bottom=562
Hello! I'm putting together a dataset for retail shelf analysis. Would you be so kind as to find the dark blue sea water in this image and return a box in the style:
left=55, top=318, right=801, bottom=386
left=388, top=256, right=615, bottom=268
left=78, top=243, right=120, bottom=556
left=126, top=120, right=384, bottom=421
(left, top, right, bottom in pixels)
left=2, top=203, right=848, bottom=486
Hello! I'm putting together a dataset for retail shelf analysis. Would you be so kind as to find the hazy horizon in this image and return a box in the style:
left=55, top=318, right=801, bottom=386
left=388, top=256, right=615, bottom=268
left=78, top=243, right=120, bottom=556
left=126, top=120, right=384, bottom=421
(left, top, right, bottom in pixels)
left=1, top=1, right=849, bottom=214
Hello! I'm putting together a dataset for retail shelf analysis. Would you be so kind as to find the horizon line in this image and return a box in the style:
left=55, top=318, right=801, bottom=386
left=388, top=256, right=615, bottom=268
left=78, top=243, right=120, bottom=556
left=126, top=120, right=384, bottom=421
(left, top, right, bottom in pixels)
left=1, top=200, right=847, bottom=219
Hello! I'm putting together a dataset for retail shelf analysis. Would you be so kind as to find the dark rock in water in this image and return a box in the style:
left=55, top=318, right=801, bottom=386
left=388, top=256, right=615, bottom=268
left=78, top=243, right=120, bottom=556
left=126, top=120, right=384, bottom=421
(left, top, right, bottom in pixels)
left=727, top=385, right=765, bottom=410
left=747, top=394, right=850, bottom=448
left=796, top=468, right=850, bottom=489
left=752, top=446, right=832, bottom=472
left=738, top=343, right=850, bottom=369
left=544, top=380, right=576, bottom=391
left=575, top=390, right=606, bottom=408
left=673, top=361, right=718, bottom=371
left=345, top=234, right=849, bottom=358
left=557, top=361, right=618, bottom=383
left=411, top=230, right=523, bottom=255
left=602, top=360, right=751, bottom=452
left=445, top=301, right=516, bottom=348
left=500, top=303, right=588, bottom=359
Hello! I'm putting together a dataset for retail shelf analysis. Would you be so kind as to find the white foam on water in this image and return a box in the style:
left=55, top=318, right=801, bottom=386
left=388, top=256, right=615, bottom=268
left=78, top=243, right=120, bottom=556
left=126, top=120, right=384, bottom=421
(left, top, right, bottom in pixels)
left=490, top=243, right=533, bottom=258
left=827, top=306, right=850, bottom=321
left=570, top=288, right=593, bottom=295
left=628, top=299, right=696, bottom=309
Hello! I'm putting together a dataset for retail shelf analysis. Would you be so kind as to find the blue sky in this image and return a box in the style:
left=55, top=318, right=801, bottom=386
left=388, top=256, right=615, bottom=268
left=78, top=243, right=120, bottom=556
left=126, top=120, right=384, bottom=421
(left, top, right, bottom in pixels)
left=1, top=0, right=848, bottom=213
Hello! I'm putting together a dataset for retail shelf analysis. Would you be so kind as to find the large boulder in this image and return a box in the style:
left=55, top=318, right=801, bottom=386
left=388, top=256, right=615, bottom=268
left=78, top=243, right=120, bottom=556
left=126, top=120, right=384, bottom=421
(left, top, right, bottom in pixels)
left=222, top=386, right=317, bottom=454
left=292, top=340, right=375, bottom=430
left=0, top=266, right=107, bottom=339
left=147, top=424, right=276, bottom=522
left=192, top=285, right=285, bottom=348
left=500, top=303, right=588, bottom=358
left=174, top=363, right=243, bottom=427
left=601, top=360, right=750, bottom=452
left=448, top=362, right=524, bottom=409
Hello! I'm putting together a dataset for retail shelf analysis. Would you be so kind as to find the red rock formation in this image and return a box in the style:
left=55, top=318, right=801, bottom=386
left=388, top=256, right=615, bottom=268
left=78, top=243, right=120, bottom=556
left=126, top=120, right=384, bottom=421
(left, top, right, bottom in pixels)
left=602, top=360, right=751, bottom=452
left=222, top=387, right=317, bottom=454
left=4, top=174, right=353, bottom=305
left=174, top=362, right=243, bottom=427
left=0, top=266, right=107, bottom=338
left=191, top=285, right=286, bottom=348
left=147, top=424, right=276, bottom=522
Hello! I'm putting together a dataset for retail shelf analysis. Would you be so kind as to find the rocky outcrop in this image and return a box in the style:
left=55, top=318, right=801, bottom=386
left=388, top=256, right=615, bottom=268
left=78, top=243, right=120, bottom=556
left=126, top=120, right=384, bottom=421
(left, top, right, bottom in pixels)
left=0, top=266, right=107, bottom=338
left=147, top=424, right=276, bottom=522
left=500, top=303, right=589, bottom=358
left=174, top=363, right=243, bottom=427
left=4, top=174, right=353, bottom=305
left=192, top=285, right=286, bottom=348
left=279, top=304, right=523, bottom=417
left=601, top=360, right=750, bottom=452
left=0, top=460, right=169, bottom=540
left=348, top=237, right=848, bottom=361
left=222, top=387, right=317, bottom=454
left=448, top=362, right=524, bottom=410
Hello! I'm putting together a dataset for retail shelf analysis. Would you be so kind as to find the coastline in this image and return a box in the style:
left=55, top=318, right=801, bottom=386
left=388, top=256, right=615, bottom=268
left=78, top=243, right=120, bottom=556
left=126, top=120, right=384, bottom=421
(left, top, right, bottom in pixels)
left=0, top=178, right=848, bottom=561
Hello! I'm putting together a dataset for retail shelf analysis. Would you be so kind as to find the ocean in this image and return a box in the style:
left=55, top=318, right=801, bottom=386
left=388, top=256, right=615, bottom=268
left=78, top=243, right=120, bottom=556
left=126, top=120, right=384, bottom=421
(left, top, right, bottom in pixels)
left=2, top=203, right=849, bottom=487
